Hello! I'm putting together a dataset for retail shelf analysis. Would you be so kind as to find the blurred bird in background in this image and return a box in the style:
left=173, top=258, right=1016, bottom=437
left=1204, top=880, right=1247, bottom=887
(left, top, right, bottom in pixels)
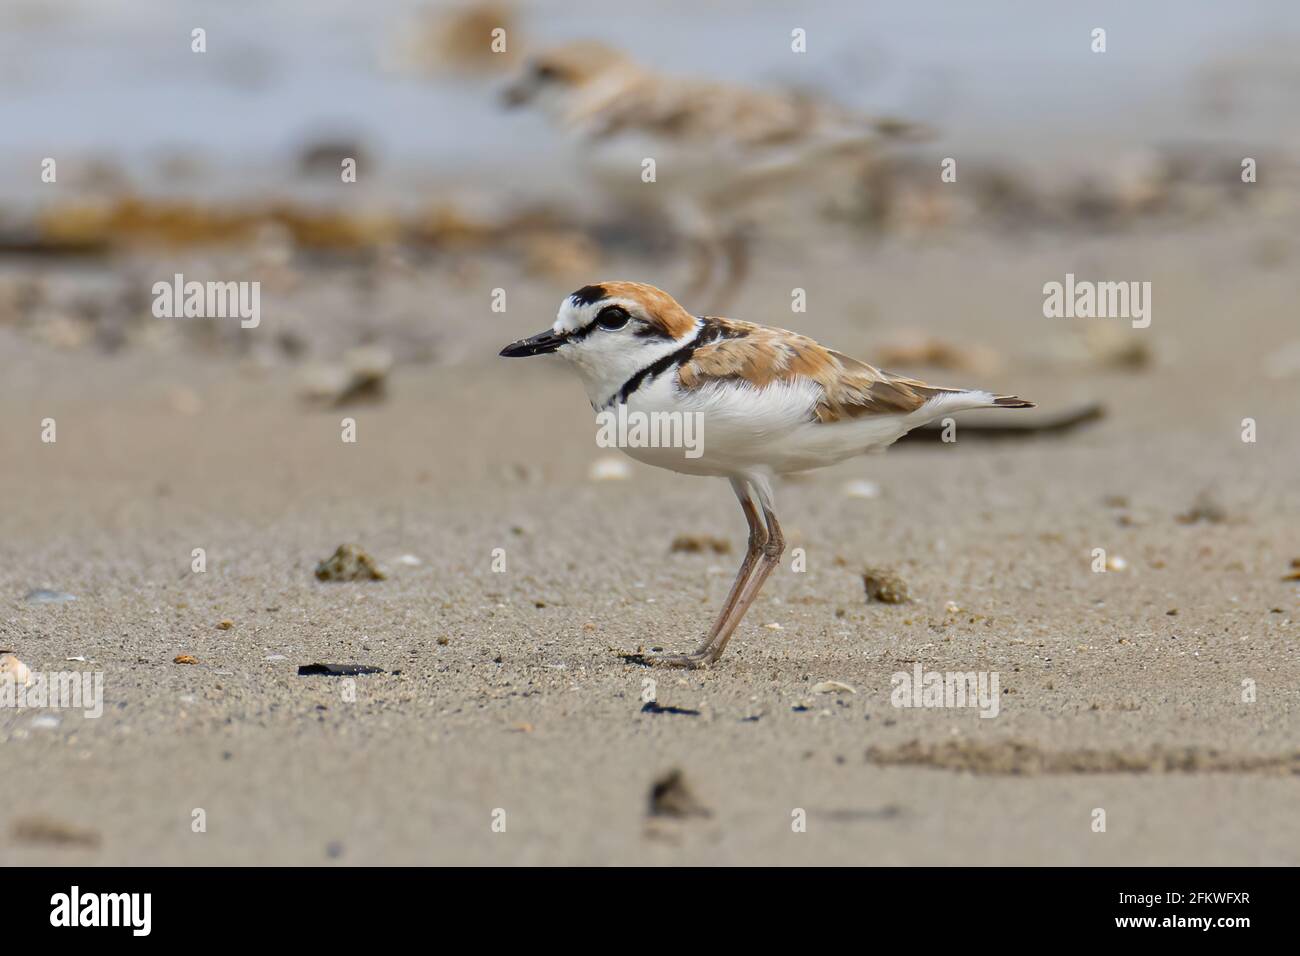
left=502, top=41, right=928, bottom=311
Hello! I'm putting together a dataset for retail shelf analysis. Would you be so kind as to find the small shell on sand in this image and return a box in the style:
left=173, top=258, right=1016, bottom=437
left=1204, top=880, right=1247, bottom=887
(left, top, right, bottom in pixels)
left=589, top=456, right=631, bottom=481
left=0, top=653, right=33, bottom=687
left=863, top=567, right=911, bottom=604
left=314, top=544, right=387, bottom=582
left=812, top=680, right=857, bottom=695
left=841, top=479, right=881, bottom=499
left=173, top=654, right=199, bottom=665
left=24, top=588, right=77, bottom=604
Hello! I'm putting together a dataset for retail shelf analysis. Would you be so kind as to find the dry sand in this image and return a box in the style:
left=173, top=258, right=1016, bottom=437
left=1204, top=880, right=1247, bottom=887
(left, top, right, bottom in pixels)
left=1, top=221, right=1298, bottom=865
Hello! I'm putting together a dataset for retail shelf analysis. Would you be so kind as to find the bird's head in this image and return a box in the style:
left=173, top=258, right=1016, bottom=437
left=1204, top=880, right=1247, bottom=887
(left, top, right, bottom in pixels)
left=499, top=281, right=700, bottom=407
left=500, top=41, right=635, bottom=116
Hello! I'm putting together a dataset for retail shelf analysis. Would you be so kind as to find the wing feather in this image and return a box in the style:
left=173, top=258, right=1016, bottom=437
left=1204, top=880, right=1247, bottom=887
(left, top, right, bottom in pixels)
left=676, top=320, right=960, bottom=423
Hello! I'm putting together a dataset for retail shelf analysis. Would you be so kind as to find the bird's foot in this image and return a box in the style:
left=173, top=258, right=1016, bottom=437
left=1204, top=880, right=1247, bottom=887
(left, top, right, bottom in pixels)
left=619, top=646, right=714, bottom=669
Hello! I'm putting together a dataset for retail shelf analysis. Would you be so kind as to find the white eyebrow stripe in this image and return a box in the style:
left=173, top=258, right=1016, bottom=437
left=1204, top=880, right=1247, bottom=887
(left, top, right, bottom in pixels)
left=554, top=296, right=643, bottom=336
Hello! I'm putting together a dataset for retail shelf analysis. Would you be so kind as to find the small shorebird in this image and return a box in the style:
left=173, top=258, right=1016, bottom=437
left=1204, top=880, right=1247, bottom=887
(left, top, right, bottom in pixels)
left=501, top=281, right=1033, bottom=668
left=502, top=42, right=924, bottom=310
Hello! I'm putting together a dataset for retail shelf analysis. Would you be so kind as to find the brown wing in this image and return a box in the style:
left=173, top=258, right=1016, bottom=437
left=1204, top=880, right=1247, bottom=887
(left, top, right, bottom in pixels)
left=587, top=78, right=821, bottom=147
left=814, top=351, right=962, bottom=422
left=677, top=319, right=960, bottom=423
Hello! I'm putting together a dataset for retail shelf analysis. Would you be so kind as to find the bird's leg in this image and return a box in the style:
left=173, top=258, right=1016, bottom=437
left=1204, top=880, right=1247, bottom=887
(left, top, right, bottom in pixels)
left=703, top=481, right=767, bottom=640
left=704, top=226, right=749, bottom=314
left=680, top=234, right=718, bottom=305
left=647, top=480, right=765, bottom=667
left=650, top=486, right=785, bottom=669
left=674, top=202, right=722, bottom=308
left=703, top=503, right=784, bottom=657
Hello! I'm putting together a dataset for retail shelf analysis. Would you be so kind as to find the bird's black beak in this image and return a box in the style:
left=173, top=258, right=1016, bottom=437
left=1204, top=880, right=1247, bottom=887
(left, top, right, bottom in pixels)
left=499, top=328, right=566, bottom=357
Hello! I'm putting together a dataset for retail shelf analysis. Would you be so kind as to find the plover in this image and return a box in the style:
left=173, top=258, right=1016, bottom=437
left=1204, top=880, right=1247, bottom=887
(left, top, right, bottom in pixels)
left=502, top=42, right=924, bottom=310
left=501, top=281, right=1033, bottom=668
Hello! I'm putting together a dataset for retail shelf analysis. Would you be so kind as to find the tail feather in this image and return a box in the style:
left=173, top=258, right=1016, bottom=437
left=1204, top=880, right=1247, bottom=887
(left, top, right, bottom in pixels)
left=906, top=389, right=1034, bottom=424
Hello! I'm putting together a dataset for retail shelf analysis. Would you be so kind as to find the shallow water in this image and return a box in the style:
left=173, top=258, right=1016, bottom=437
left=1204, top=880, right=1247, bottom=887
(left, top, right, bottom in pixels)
left=1, top=0, right=1297, bottom=191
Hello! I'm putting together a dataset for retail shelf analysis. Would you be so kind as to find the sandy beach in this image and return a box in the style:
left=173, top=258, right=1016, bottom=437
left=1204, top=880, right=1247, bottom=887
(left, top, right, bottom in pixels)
left=2, top=216, right=1298, bottom=865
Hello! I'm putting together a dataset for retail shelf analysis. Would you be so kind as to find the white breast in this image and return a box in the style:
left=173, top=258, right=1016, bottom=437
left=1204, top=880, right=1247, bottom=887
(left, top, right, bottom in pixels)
left=612, top=372, right=943, bottom=478
left=616, top=374, right=812, bottom=476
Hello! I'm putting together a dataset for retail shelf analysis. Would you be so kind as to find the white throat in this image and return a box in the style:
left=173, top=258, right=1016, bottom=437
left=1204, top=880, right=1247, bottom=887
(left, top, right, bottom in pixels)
left=564, top=322, right=701, bottom=410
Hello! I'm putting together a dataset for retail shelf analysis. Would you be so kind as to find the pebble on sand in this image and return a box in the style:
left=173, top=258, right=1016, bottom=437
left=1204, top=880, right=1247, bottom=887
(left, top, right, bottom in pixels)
left=297, top=662, right=385, bottom=676
left=0, top=653, right=33, bottom=687
left=874, top=333, right=1002, bottom=375
left=314, top=544, right=387, bottom=582
left=648, top=769, right=711, bottom=819
left=11, top=815, right=102, bottom=848
left=641, top=701, right=701, bottom=717
left=173, top=654, right=199, bottom=665
left=863, top=566, right=911, bottom=604
left=1175, top=490, right=1227, bottom=525
left=1082, top=322, right=1153, bottom=370
left=669, top=534, right=732, bottom=555
left=299, top=346, right=393, bottom=407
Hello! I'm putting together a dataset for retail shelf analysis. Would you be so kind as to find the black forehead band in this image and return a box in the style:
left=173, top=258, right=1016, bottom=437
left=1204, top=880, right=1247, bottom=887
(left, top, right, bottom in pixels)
left=569, top=284, right=607, bottom=307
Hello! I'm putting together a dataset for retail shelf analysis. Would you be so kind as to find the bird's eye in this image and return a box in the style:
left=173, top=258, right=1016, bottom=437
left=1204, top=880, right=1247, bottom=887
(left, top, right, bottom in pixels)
left=533, top=63, right=559, bottom=82
left=596, top=306, right=630, bottom=331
